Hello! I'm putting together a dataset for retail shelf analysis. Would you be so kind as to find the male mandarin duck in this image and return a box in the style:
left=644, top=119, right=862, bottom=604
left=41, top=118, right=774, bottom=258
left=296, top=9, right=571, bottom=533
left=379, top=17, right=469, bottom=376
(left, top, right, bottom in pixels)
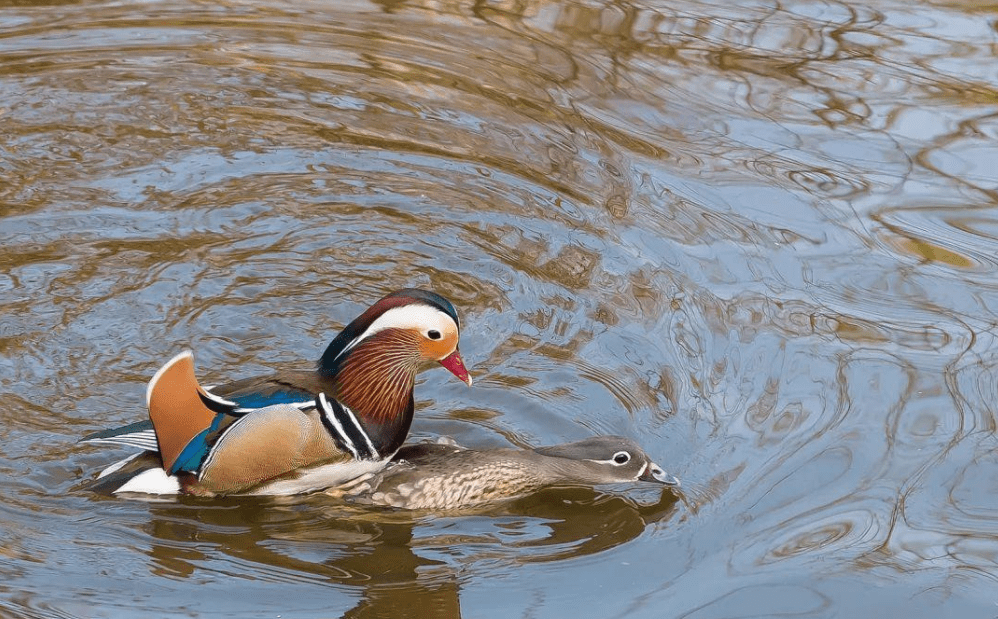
left=340, top=436, right=680, bottom=510
left=83, top=288, right=472, bottom=496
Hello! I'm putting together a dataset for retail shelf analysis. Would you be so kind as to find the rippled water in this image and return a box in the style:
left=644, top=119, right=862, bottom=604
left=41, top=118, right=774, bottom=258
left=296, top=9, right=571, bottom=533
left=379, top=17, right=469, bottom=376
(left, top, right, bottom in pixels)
left=2, top=0, right=997, bottom=616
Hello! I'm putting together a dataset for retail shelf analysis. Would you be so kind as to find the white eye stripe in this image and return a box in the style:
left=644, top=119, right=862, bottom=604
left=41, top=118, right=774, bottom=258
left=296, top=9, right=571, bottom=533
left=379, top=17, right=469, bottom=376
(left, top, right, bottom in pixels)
left=333, top=304, right=456, bottom=362
left=587, top=452, right=635, bottom=466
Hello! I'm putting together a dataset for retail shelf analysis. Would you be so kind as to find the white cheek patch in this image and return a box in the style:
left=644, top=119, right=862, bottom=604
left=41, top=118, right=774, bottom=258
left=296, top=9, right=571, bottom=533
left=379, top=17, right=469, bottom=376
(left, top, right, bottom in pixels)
left=365, top=305, right=455, bottom=336
left=334, top=304, right=456, bottom=361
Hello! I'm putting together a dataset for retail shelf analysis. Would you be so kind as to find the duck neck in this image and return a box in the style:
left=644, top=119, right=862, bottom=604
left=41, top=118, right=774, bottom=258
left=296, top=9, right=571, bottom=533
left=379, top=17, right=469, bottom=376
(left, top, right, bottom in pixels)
left=328, top=329, right=421, bottom=454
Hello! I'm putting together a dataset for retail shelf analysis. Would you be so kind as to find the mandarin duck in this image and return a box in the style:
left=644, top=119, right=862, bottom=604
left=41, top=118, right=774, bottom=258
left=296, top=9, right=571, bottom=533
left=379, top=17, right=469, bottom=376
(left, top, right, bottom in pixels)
left=83, top=288, right=472, bottom=496
left=338, top=436, right=680, bottom=510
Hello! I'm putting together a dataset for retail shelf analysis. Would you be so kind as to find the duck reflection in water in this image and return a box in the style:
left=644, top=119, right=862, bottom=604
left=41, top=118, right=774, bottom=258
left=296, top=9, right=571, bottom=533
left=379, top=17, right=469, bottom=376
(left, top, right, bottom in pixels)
left=136, top=474, right=680, bottom=619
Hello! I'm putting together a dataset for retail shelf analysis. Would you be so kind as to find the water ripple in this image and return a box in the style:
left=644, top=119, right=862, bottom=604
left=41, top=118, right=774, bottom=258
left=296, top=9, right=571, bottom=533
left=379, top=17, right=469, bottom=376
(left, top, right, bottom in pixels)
left=2, top=0, right=998, bottom=616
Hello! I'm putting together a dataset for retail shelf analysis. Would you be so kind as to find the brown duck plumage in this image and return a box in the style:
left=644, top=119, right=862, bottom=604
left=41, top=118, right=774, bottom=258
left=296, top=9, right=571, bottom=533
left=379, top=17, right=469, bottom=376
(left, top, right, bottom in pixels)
left=343, top=436, right=680, bottom=510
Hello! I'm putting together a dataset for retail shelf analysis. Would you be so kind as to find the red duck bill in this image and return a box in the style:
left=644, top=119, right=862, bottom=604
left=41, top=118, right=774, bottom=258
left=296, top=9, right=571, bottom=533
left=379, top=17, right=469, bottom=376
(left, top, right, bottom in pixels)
left=439, top=349, right=472, bottom=386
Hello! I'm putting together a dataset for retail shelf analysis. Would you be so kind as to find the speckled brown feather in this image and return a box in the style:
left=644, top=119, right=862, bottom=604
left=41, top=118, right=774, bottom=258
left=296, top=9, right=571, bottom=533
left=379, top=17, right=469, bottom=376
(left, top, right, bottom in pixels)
left=358, top=447, right=551, bottom=509
left=347, top=437, right=679, bottom=510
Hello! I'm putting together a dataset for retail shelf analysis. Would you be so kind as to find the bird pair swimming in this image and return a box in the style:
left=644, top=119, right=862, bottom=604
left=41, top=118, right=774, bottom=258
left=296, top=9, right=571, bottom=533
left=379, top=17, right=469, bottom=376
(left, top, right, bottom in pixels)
left=82, top=288, right=679, bottom=509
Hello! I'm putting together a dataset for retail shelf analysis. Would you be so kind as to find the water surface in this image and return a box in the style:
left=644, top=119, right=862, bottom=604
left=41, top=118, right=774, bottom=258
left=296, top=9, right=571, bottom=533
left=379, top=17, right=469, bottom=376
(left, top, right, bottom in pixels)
left=1, top=0, right=997, bottom=616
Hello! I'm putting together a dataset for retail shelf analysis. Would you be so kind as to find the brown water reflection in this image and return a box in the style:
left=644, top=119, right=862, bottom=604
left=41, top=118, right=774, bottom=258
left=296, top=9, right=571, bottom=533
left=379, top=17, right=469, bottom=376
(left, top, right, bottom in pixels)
left=2, top=0, right=998, bottom=616
left=100, top=488, right=676, bottom=618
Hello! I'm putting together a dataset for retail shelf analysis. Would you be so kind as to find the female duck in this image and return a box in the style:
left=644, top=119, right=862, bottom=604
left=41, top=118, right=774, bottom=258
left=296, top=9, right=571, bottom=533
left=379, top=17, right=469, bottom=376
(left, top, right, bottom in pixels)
left=344, top=436, right=680, bottom=510
left=84, top=288, right=472, bottom=496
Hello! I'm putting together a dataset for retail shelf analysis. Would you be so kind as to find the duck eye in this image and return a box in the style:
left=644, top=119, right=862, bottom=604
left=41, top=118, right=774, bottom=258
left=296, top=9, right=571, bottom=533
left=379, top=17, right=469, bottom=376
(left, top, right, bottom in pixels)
left=427, top=330, right=442, bottom=340
left=612, top=451, right=630, bottom=465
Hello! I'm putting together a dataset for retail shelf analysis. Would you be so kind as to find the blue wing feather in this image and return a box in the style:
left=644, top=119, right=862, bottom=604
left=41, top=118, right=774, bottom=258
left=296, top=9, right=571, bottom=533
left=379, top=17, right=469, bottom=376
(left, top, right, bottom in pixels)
left=169, top=414, right=225, bottom=475
left=230, top=391, right=314, bottom=409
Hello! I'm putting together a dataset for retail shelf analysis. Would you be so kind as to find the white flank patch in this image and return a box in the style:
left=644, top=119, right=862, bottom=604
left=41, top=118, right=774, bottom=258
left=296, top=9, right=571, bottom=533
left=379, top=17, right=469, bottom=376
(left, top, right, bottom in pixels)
left=249, top=458, right=390, bottom=496
left=115, top=467, right=182, bottom=495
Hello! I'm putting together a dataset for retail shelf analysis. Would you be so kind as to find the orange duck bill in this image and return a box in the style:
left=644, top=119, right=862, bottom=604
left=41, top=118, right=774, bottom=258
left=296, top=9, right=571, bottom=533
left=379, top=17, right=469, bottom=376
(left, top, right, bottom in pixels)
left=439, top=349, right=472, bottom=386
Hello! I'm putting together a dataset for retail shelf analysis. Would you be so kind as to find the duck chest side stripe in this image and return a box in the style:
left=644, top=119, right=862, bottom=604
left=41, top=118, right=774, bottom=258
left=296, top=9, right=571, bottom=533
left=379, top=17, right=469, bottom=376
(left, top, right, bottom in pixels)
left=317, top=392, right=379, bottom=461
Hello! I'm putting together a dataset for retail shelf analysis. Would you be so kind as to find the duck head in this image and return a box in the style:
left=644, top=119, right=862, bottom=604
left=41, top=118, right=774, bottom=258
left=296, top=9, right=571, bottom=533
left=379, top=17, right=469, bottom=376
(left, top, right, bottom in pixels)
left=533, top=436, right=681, bottom=488
left=316, top=289, right=471, bottom=451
